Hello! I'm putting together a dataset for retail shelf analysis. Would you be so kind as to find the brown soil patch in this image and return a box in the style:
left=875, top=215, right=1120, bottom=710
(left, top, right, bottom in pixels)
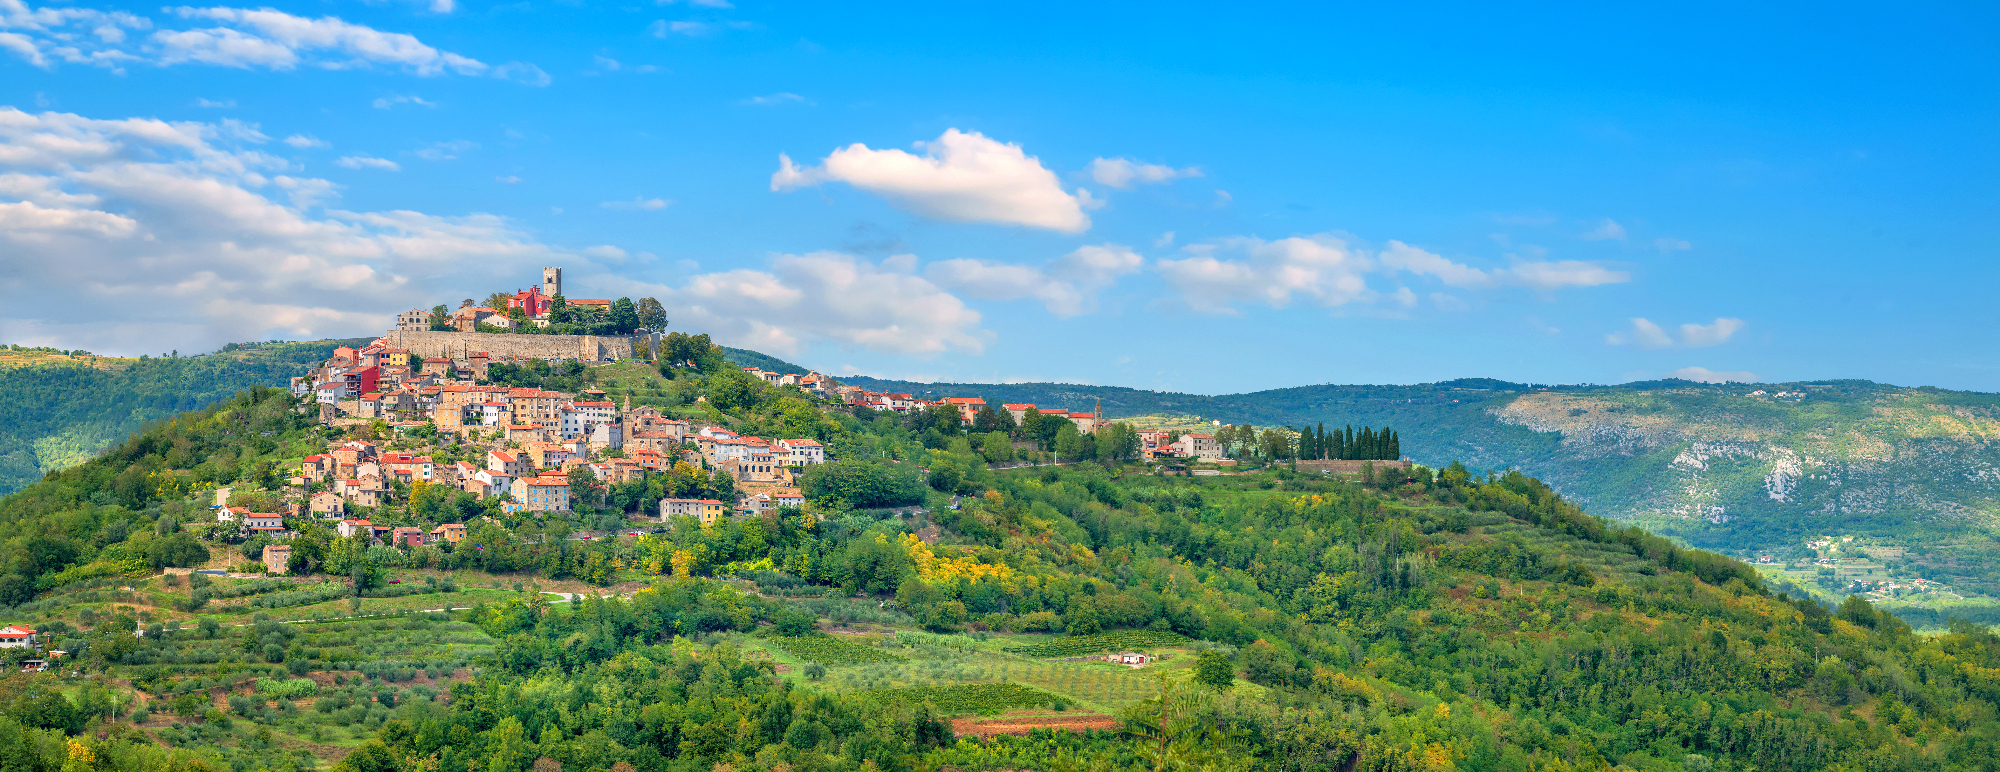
left=950, top=711, right=1119, bottom=739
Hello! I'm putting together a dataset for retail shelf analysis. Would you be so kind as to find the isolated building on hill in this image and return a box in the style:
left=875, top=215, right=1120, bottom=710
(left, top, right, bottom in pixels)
left=0, top=624, right=40, bottom=649
left=262, top=545, right=291, bottom=575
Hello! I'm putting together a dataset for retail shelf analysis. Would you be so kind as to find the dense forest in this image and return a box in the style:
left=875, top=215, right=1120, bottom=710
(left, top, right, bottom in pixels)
left=1, top=339, right=1998, bottom=772
left=0, top=339, right=367, bottom=496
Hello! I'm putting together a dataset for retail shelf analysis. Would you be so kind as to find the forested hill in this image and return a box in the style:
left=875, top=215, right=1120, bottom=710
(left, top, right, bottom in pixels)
left=0, top=339, right=367, bottom=495
left=843, top=374, right=2000, bottom=595
left=2, top=355, right=1999, bottom=771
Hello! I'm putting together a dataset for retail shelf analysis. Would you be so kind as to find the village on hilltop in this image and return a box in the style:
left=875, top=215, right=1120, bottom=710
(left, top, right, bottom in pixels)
left=220, top=267, right=1236, bottom=576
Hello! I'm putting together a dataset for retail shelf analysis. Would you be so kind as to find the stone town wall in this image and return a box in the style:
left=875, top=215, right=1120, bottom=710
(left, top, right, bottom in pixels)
left=1294, top=459, right=1413, bottom=476
left=383, top=330, right=653, bottom=362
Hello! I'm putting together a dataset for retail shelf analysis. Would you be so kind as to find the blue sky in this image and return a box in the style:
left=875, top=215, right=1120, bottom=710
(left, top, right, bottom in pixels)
left=1, top=1, right=1995, bottom=394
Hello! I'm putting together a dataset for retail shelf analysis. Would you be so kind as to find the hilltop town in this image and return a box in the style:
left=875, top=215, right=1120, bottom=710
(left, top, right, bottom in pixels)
left=218, top=267, right=1256, bottom=577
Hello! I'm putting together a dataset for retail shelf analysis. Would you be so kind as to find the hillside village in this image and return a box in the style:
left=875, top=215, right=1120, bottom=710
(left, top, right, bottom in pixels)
left=216, top=266, right=1249, bottom=578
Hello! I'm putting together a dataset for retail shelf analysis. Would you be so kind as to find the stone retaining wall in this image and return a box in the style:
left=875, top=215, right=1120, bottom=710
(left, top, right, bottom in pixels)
left=383, top=330, right=654, bottom=362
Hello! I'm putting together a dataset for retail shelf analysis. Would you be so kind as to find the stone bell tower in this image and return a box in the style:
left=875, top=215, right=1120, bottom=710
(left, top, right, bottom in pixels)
left=542, top=266, right=562, bottom=297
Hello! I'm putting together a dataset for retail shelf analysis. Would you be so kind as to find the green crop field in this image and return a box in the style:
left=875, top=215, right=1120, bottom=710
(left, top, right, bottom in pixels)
left=1003, top=630, right=1192, bottom=657
left=769, top=635, right=908, bottom=664
left=863, top=682, right=1067, bottom=715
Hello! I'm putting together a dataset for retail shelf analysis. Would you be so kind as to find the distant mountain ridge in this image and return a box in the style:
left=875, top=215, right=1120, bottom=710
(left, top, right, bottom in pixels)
left=840, top=372, right=2000, bottom=595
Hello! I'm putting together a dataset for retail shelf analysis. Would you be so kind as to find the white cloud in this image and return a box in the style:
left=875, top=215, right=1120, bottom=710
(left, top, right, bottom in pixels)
left=1213, top=189, right=1232, bottom=206
left=283, top=133, right=327, bottom=149
left=1155, top=234, right=1372, bottom=315
left=648, top=19, right=748, bottom=37
left=414, top=139, right=477, bottom=161
left=372, top=94, right=436, bottom=109
left=0, top=106, right=622, bottom=356
left=157, top=7, right=488, bottom=74
left=1581, top=218, right=1627, bottom=241
left=621, top=252, right=987, bottom=358
left=491, top=61, right=549, bottom=86
left=772, top=129, right=1090, bottom=233
left=1086, top=157, right=1200, bottom=189
left=335, top=154, right=399, bottom=171
left=1680, top=317, right=1745, bottom=347
left=1377, top=240, right=1630, bottom=291
left=1606, top=318, right=1674, bottom=349
left=1153, top=231, right=1174, bottom=248
left=1607, top=316, right=1745, bottom=349
left=1664, top=366, right=1758, bottom=384
left=741, top=92, right=810, bottom=106
left=926, top=243, right=1143, bottom=316
left=1655, top=236, right=1692, bottom=252
left=495, top=175, right=521, bottom=183
left=195, top=97, right=234, bottom=108
left=601, top=197, right=670, bottom=211
left=0, top=3, right=541, bottom=81
left=1156, top=235, right=1629, bottom=317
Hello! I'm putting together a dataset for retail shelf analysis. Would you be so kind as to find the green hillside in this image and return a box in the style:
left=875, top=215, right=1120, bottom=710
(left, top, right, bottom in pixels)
left=0, top=350, right=1997, bottom=772
left=0, top=339, right=368, bottom=496
left=843, top=375, right=2000, bottom=601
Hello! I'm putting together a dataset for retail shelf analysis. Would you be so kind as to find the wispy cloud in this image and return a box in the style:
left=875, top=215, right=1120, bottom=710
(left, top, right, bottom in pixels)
left=414, top=140, right=478, bottom=161
left=372, top=94, right=436, bottom=109
left=1607, top=317, right=1744, bottom=348
left=335, top=154, right=400, bottom=171
left=602, top=197, right=671, bottom=210
left=495, top=175, right=521, bottom=183
left=741, top=92, right=810, bottom=106
left=283, top=134, right=329, bottom=149
left=195, top=97, right=235, bottom=108
left=649, top=19, right=753, bottom=37
left=1086, top=157, right=1201, bottom=189
left=1580, top=218, right=1627, bottom=241
left=1664, top=366, right=1758, bottom=384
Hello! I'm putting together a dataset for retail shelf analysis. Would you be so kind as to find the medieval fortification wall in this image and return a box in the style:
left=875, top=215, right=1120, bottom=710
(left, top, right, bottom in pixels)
left=383, top=330, right=653, bottom=362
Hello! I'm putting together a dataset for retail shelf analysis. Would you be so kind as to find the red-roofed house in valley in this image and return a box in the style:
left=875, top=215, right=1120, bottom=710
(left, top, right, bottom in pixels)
left=1003, top=404, right=1038, bottom=423
left=336, top=519, right=372, bottom=539
left=0, top=624, right=40, bottom=648
left=391, top=527, right=427, bottom=547
left=944, top=397, right=986, bottom=422
left=431, top=523, right=467, bottom=544
left=422, top=357, right=453, bottom=376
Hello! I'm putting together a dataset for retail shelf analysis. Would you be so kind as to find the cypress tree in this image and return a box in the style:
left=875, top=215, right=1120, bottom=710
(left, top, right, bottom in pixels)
left=1360, top=427, right=1375, bottom=460
left=1388, top=429, right=1400, bottom=460
left=1343, top=426, right=1355, bottom=460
